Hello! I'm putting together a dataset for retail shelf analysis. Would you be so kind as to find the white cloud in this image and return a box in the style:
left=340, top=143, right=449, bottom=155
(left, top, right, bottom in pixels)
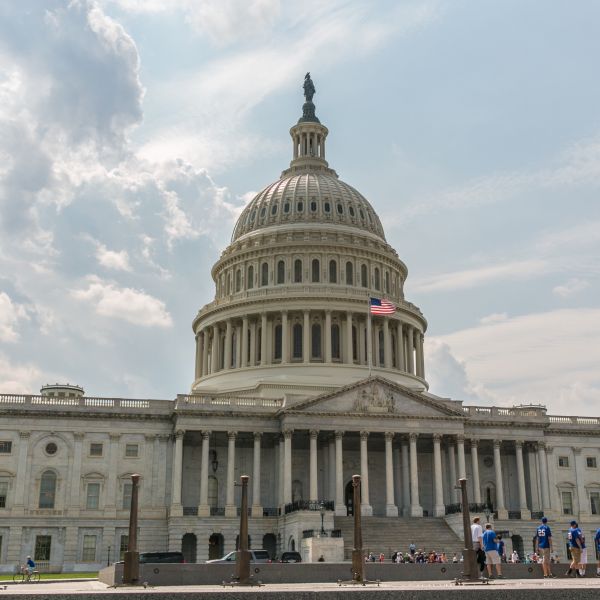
left=96, top=243, right=132, bottom=271
left=0, top=292, right=29, bottom=342
left=0, top=353, right=42, bottom=394
left=71, top=276, right=172, bottom=328
left=552, top=278, right=590, bottom=298
left=479, top=312, right=508, bottom=326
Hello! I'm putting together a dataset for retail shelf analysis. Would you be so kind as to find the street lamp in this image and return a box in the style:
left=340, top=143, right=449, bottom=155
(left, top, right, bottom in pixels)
left=319, top=501, right=327, bottom=537
left=484, top=506, right=491, bottom=523
left=107, top=545, right=111, bottom=567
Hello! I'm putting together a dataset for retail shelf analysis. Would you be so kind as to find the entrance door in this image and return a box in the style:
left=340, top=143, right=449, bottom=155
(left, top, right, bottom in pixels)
left=208, top=533, right=224, bottom=560
left=181, top=533, right=197, bottom=563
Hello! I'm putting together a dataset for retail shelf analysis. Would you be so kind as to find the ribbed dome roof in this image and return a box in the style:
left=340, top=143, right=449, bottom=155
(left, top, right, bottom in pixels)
left=231, top=172, right=386, bottom=242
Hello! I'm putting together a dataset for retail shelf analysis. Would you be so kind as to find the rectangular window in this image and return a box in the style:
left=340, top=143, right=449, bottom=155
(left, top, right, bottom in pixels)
left=0, top=441, right=12, bottom=453
left=586, top=456, right=597, bottom=468
left=0, top=482, right=8, bottom=508
left=119, top=535, right=129, bottom=560
left=86, top=483, right=100, bottom=510
left=82, top=535, right=96, bottom=562
left=122, top=483, right=132, bottom=510
left=34, top=535, right=51, bottom=561
left=125, top=444, right=139, bottom=458
left=89, top=443, right=103, bottom=457
left=590, top=492, right=600, bottom=515
left=561, top=491, right=573, bottom=515
left=558, top=456, right=569, bottom=468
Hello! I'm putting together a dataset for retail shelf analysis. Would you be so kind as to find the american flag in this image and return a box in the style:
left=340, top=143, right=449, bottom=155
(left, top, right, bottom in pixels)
left=370, top=297, right=396, bottom=315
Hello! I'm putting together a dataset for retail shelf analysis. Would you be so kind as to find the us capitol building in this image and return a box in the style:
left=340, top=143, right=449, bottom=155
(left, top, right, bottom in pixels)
left=1, top=77, right=599, bottom=571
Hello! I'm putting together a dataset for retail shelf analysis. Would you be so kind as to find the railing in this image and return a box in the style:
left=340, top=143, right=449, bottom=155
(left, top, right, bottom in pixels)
left=445, top=503, right=492, bottom=515
left=236, top=507, right=252, bottom=516
left=176, top=395, right=283, bottom=409
left=284, top=500, right=334, bottom=514
left=210, top=507, right=225, bottom=516
left=183, top=507, right=198, bottom=516
left=0, top=394, right=169, bottom=411
left=462, top=406, right=547, bottom=419
left=531, top=511, right=544, bottom=520
left=262, top=507, right=279, bottom=517
left=548, top=415, right=600, bottom=425
left=508, top=511, right=521, bottom=520
left=34, top=561, right=50, bottom=573
left=302, top=529, right=315, bottom=539
left=331, top=529, right=342, bottom=538
left=303, top=528, right=341, bottom=539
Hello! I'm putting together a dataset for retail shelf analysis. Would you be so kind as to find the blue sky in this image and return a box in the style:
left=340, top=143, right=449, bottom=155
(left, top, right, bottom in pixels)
left=0, top=0, right=599, bottom=414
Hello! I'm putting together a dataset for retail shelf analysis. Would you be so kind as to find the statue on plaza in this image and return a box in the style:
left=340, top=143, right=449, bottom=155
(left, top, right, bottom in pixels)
left=303, top=72, right=315, bottom=102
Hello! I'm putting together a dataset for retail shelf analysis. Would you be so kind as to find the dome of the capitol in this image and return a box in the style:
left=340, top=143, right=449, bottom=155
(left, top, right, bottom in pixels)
left=191, top=74, right=427, bottom=399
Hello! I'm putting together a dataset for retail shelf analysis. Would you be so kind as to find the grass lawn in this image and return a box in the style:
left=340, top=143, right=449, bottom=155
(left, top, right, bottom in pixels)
left=0, top=572, right=98, bottom=581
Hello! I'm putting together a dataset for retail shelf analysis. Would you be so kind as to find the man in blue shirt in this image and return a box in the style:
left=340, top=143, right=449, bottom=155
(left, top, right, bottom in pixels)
left=595, top=527, right=600, bottom=577
left=482, top=523, right=504, bottom=579
left=566, top=520, right=584, bottom=577
left=25, top=556, right=35, bottom=575
left=535, top=517, right=555, bottom=578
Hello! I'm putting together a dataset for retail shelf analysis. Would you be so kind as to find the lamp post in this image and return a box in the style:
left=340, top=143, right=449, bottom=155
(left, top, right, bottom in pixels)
left=319, top=501, right=327, bottom=537
left=107, top=545, right=111, bottom=567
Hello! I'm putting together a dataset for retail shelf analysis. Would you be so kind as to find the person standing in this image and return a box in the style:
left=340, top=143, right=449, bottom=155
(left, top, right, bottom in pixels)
left=497, top=534, right=506, bottom=563
left=482, top=523, right=504, bottom=579
left=566, top=520, right=584, bottom=577
left=578, top=531, right=587, bottom=577
left=471, top=516, right=483, bottom=550
left=535, top=517, right=555, bottom=578
left=594, top=527, right=600, bottom=577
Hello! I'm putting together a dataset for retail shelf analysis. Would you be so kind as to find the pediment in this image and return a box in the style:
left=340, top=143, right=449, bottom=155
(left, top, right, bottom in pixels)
left=284, top=377, right=464, bottom=418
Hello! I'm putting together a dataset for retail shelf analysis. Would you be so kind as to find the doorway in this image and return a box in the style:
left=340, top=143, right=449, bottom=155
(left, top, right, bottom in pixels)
left=345, top=480, right=361, bottom=516
left=181, top=533, right=197, bottom=563
left=263, top=534, right=277, bottom=560
left=208, top=533, right=224, bottom=560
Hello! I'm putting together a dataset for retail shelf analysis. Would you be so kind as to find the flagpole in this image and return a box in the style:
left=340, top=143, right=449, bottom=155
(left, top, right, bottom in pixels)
left=367, top=296, right=372, bottom=377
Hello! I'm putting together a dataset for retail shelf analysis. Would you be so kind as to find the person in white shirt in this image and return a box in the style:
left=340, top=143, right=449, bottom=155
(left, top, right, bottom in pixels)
left=471, top=516, right=483, bottom=550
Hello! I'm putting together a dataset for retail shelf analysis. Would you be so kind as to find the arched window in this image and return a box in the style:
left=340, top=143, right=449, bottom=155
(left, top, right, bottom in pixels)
left=292, top=323, right=303, bottom=359
left=247, top=265, right=254, bottom=290
left=208, top=476, right=218, bottom=507
left=361, top=264, right=368, bottom=288
left=384, top=271, right=390, bottom=294
left=39, top=470, right=57, bottom=509
left=374, top=267, right=381, bottom=291
left=346, top=261, right=353, bottom=285
left=331, top=324, right=340, bottom=360
left=378, top=329, right=385, bottom=366
left=261, top=262, right=268, bottom=287
left=294, top=259, right=302, bottom=283
left=352, top=326, right=358, bottom=362
left=257, top=327, right=262, bottom=363
left=391, top=332, right=397, bottom=367
left=225, top=274, right=230, bottom=295
left=329, top=260, right=337, bottom=283
left=311, top=259, right=320, bottom=283
left=311, top=323, right=322, bottom=359
left=277, top=260, right=285, bottom=284
left=274, top=324, right=282, bottom=360
left=235, top=269, right=241, bottom=292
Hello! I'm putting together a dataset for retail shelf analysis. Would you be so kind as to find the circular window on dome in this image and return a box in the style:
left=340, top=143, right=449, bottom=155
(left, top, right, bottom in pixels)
left=349, top=205, right=355, bottom=217
left=324, top=202, right=331, bottom=213
left=336, top=203, right=344, bottom=215
left=284, top=202, right=290, bottom=214
left=310, top=201, right=317, bottom=212
left=271, top=203, right=278, bottom=216
left=260, top=207, right=266, bottom=219
left=45, top=442, right=58, bottom=455
left=296, top=201, right=304, bottom=212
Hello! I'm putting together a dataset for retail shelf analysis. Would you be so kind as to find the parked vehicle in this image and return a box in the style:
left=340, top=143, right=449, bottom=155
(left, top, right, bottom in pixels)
left=206, top=550, right=271, bottom=564
left=116, top=552, right=185, bottom=565
left=279, top=551, right=302, bottom=563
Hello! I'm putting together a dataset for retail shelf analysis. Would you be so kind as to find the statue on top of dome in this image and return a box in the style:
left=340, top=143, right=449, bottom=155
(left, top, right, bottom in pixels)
left=303, top=72, right=315, bottom=102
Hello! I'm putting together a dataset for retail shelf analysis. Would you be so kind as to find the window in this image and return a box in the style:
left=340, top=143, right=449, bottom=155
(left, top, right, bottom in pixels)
left=310, top=200, right=317, bottom=212
left=374, top=267, right=381, bottom=290
left=378, top=329, right=385, bottom=365
left=336, top=203, right=343, bottom=214
left=122, top=482, right=132, bottom=510
left=39, top=471, right=56, bottom=509
left=225, top=274, right=230, bottom=295
left=586, top=456, right=597, bottom=468
left=259, top=207, right=266, bottom=219
left=331, top=324, right=340, bottom=360
left=0, top=441, right=12, bottom=453
left=296, top=201, right=303, bottom=212
left=45, top=442, right=57, bottom=455
left=277, top=260, right=285, bottom=284
left=311, top=324, right=322, bottom=359
left=349, top=205, right=355, bottom=217
left=558, top=456, right=569, bottom=468
left=82, top=535, right=97, bottom=562
left=345, top=262, right=353, bottom=285
left=0, top=481, right=8, bottom=508
left=261, top=262, right=268, bottom=286
left=361, top=264, right=368, bottom=288
left=591, top=491, right=600, bottom=515
left=274, top=324, right=282, bottom=360
left=86, top=483, right=100, bottom=510
left=561, top=491, right=573, bottom=515
left=352, top=326, right=358, bottom=361
left=90, top=443, right=103, bottom=457
left=119, top=535, right=129, bottom=560
left=311, top=259, right=320, bottom=282
left=125, top=444, right=139, bottom=458
left=235, top=269, right=241, bottom=292
left=247, top=265, right=254, bottom=289
left=34, top=535, right=51, bottom=561
left=294, top=259, right=302, bottom=283
left=329, top=260, right=337, bottom=283
left=385, top=271, right=390, bottom=293
left=292, top=324, right=303, bottom=359
left=283, top=202, right=290, bottom=214
left=271, top=203, right=278, bottom=215
left=324, top=202, right=331, bottom=213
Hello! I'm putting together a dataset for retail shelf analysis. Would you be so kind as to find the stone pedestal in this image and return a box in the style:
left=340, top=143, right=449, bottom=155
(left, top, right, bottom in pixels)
left=198, top=505, right=210, bottom=517
left=300, top=536, right=345, bottom=563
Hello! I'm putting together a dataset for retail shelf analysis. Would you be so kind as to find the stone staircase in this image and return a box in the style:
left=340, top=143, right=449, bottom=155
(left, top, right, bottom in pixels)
left=334, top=516, right=464, bottom=559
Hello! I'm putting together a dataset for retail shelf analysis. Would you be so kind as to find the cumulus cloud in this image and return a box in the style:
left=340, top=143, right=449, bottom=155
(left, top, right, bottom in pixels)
left=0, top=353, right=42, bottom=394
left=71, top=276, right=173, bottom=328
left=479, top=312, right=508, bottom=326
left=552, top=278, right=590, bottom=298
left=95, top=242, right=132, bottom=271
left=0, top=292, right=29, bottom=342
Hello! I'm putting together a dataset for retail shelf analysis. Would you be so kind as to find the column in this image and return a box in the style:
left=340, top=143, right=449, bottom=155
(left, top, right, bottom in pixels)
left=235, top=323, right=242, bottom=367
left=170, top=430, right=184, bottom=516
left=406, top=326, right=414, bottom=374
left=537, top=442, right=552, bottom=514
left=211, top=324, right=219, bottom=372
left=303, top=310, right=310, bottom=363
left=396, top=321, right=404, bottom=370
left=413, top=328, right=422, bottom=377
left=281, top=311, right=289, bottom=363
left=328, top=436, right=336, bottom=500
left=260, top=313, right=268, bottom=366
left=419, top=333, right=425, bottom=378
left=309, top=430, right=318, bottom=502
left=198, top=431, right=210, bottom=517
left=324, top=311, right=332, bottom=362
left=373, top=322, right=380, bottom=366
left=283, top=429, right=293, bottom=505
left=385, top=432, right=398, bottom=516
left=546, top=446, right=560, bottom=514
left=251, top=433, right=262, bottom=517
left=334, top=431, right=345, bottom=515
left=401, top=437, right=410, bottom=516
left=471, top=439, right=482, bottom=504
left=345, top=312, right=353, bottom=364
left=105, top=433, right=120, bottom=515
left=249, top=320, right=256, bottom=366
left=409, top=433, right=423, bottom=516
left=278, top=435, right=284, bottom=507
left=225, top=431, right=237, bottom=517
left=360, top=431, right=372, bottom=515
left=447, top=440, right=458, bottom=503
left=493, top=440, right=507, bottom=518
left=515, top=441, right=530, bottom=519
left=202, top=331, right=209, bottom=375
left=69, top=433, right=84, bottom=514
left=457, top=435, right=466, bottom=479
left=383, top=318, right=392, bottom=369
left=433, top=434, right=445, bottom=517
left=241, top=316, right=248, bottom=368
left=195, top=332, right=203, bottom=379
